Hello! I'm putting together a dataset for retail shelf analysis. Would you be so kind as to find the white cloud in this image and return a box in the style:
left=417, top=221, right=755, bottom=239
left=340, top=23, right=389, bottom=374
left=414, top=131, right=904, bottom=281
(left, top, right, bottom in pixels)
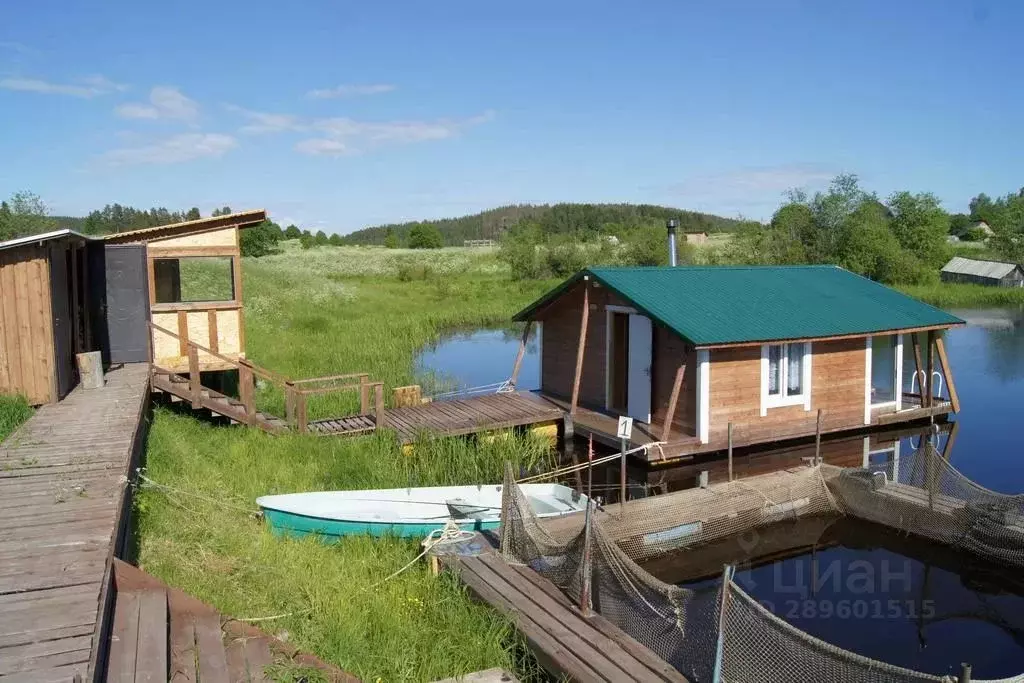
left=673, top=164, right=837, bottom=197
left=294, top=138, right=350, bottom=157
left=306, top=83, right=395, bottom=99
left=0, top=75, right=128, bottom=98
left=0, top=41, right=37, bottom=56
left=225, top=105, right=305, bottom=134
left=295, top=110, right=495, bottom=155
left=102, top=133, right=236, bottom=166
left=115, top=86, right=199, bottom=122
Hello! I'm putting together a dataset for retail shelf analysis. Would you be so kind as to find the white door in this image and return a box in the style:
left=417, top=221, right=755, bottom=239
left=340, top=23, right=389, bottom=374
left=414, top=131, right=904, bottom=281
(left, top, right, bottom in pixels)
left=627, top=314, right=653, bottom=423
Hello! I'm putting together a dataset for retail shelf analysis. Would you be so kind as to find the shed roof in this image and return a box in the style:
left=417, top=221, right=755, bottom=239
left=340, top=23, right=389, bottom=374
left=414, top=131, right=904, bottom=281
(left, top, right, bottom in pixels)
left=941, top=256, right=1021, bottom=280
left=103, top=209, right=267, bottom=244
left=0, top=229, right=95, bottom=253
left=514, top=265, right=964, bottom=347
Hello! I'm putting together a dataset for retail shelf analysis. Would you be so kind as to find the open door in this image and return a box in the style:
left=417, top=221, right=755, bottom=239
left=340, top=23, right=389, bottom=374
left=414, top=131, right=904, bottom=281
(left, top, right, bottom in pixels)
left=627, top=314, right=653, bottom=422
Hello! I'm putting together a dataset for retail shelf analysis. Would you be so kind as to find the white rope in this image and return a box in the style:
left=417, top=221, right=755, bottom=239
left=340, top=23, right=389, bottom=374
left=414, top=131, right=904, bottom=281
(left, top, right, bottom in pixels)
left=135, top=471, right=261, bottom=515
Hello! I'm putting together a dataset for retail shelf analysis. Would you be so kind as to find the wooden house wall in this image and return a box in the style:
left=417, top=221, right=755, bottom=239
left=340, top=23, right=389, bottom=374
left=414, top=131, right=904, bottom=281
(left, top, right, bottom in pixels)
left=707, top=338, right=867, bottom=440
left=0, top=245, right=56, bottom=404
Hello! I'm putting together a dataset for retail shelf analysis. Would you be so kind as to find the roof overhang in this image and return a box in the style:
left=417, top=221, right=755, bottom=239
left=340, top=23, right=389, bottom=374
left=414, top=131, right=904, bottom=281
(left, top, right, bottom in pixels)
left=103, top=209, right=267, bottom=244
left=0, top=228, right=96, bottom=253
left=691, top=322, right=964, bottom=350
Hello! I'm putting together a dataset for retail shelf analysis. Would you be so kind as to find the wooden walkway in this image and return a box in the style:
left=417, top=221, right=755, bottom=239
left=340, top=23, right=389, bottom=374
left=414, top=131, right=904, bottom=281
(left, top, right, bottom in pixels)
left=311, top=392, right=564, bottom=443
left=451, top=552, right=688, bottom=683
left=106, top=559, right=356, bottom=683
left=0, top=363, right=150, bottom=682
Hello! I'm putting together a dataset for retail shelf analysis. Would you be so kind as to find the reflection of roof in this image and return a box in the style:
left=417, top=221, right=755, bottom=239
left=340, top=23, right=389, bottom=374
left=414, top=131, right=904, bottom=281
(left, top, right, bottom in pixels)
left=515, top=265, right=964, bottom=347
left=0, top=228, right=94, bottom=252
left=104, top=209, right=267, bottom=244
left=941, top=256, right=1022, bottom=279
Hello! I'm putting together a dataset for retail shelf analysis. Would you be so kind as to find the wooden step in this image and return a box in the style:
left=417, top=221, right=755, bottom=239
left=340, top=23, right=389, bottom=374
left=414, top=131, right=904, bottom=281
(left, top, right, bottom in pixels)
left=105, top=589, right=168, bottom=682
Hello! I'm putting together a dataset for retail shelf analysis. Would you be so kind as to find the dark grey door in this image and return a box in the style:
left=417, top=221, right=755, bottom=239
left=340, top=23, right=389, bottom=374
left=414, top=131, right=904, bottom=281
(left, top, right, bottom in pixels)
left=104, top=245, right=150, bottom=364
left=49, top=245, right=76, bottom=399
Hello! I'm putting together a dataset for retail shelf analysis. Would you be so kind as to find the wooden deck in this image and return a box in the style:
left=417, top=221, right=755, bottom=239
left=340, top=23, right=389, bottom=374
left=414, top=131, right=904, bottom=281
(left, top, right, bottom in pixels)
left=450, top=551, right=688, bottom=683
left=535, top=393, right=953, bottom=464
left=106, top=559, right=356, bottom=683
left=0, top=363, right=150, bottom=682
left=311, top=392, right=564, bottom=444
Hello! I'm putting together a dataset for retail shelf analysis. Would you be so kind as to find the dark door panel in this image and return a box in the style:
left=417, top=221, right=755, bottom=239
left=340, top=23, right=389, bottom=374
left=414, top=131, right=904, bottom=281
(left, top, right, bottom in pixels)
left=104, top=245, right=150, bottom=364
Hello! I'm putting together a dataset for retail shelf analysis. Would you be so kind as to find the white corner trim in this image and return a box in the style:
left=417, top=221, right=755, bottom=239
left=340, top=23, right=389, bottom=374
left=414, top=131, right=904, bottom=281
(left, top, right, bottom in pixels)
left=894, top=334, right=904, bottom=412
left=604, top=310, right=613, bottom=410
left=536, top=321, right=543, bottom=390
left=803, top=342, right=813, bottom=411
left=864, top=336, right=872, bottom=425
left=697, top=349, right=710, bottom=444
left=759, top=345, right=769, bottom=417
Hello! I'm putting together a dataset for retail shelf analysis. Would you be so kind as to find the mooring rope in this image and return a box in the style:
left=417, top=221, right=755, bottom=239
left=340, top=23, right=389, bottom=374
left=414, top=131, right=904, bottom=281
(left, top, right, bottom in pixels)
left=135, top=471, right=261, bottom=515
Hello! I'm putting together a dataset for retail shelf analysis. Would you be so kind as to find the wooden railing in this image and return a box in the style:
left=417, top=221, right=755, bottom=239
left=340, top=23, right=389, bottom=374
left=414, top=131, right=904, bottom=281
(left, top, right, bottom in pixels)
left=148, top=322, right=385, bottom=433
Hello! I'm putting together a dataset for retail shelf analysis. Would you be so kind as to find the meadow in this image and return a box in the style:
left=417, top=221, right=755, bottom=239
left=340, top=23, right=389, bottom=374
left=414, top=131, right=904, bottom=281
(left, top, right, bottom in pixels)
left=0, top=394, right=32, bottom=442
left=136, top=244, right=558, bottom=681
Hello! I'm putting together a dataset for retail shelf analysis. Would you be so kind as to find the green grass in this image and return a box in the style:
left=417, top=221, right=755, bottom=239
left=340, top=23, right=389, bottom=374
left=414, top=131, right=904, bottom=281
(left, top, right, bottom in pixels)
left=899, top=282, right=1024, bottom=308
left=0, top=394, right=32, bottom=442
left=137, top=245, right=557, bottom=681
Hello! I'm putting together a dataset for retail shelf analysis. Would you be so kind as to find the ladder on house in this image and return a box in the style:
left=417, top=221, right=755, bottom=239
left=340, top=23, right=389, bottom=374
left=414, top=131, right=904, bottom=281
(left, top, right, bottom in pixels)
left=148, top=322, right=386, bottom=436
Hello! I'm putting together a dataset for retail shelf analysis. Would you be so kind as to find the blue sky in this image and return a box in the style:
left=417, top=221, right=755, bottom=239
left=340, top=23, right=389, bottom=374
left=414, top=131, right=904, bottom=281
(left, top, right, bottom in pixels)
left=0, top=1, right=1021, bottom=233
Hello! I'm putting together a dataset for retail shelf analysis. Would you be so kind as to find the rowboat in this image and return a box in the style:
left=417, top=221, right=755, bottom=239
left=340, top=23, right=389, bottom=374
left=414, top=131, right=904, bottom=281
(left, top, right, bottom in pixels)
left=257, top=483, right=588, bottom=540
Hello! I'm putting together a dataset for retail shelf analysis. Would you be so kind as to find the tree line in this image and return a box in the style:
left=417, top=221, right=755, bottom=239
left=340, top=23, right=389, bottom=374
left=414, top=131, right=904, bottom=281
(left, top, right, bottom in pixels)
left=342, top=202, right=742, bottom=247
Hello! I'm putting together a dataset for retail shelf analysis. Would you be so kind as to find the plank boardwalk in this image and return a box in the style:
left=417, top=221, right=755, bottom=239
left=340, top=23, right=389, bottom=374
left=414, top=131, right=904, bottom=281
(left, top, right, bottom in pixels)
left=0, top=364, right=150, bottom=682
left=451, top=552, right=688, bottom=683
left=310, top=392, right=564, bottom=443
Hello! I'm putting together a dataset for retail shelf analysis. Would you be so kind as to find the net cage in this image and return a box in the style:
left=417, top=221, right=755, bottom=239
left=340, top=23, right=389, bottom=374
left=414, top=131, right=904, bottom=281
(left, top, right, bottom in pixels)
left=498, top=440, right=1024, bottom=683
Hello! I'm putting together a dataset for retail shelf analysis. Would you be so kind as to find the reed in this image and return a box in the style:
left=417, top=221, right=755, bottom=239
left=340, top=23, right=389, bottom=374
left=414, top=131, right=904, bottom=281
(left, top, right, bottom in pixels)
left=899, top=282, right=1024, bottom=308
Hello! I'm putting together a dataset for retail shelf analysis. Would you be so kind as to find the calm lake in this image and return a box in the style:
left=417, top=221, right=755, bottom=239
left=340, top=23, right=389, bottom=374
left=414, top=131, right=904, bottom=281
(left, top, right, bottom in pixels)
left=415, top=307, right=1024, bottom=678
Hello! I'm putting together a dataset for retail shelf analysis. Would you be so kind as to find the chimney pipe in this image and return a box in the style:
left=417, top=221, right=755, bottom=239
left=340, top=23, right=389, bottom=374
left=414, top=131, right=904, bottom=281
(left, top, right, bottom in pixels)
left=666, top=219, right=679, bottom=267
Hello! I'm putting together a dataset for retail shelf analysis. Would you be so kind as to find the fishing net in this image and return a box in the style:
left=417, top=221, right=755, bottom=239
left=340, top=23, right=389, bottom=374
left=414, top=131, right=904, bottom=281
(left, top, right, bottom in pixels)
left=830, top=441, right=1024, bottom=568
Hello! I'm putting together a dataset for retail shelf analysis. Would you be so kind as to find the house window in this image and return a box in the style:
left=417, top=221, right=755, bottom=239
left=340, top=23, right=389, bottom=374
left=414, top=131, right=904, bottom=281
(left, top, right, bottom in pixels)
left=153, top=257, right=236, bottom=304
left=761, top=342, right=811, bottom=413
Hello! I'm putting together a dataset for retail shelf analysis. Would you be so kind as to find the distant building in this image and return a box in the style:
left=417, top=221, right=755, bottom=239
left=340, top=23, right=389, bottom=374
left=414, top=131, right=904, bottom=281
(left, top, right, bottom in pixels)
left=972, top=221, right=995, bottom=238
left=940, top=256, right=1024, bottom=287
left=683, top=232, right=708, bottom=245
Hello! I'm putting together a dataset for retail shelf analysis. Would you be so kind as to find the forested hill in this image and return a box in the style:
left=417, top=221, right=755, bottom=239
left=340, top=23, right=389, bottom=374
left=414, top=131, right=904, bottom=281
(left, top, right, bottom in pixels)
left=341, top=203, right=743, bottom=246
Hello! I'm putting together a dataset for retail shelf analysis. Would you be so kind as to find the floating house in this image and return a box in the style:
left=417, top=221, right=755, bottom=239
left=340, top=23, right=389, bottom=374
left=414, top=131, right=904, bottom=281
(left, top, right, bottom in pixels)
left=513, top=265, right=964, bottom=462
left=940, top=256, right=1024, bottom=288
left=0, top=210, right=266, bottom=404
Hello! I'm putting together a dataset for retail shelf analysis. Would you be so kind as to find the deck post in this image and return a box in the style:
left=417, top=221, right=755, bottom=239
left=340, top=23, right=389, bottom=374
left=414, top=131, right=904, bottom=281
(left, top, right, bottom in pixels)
left=910, top=334, right=924, bottom=398
left=374, top=383, right=386, bottom=429
left=960, top=662, right=972, bottom=683
left=579, top=499, right=594, bottom=617
left=727, top=423, right=734, bottom=482
left=925, top=331, right=936, bottom=407
left=619, top=437, right=628, bottom=505
left=815, top=409, right=822, bottom=463
left=188, top=345, right=201, bottom=409
left=360, top=375, right=370, bottom=414
left=570, top=280, right=590, bottom=415
left=509, top=321, right=533, bottom=388
left=563, top=413, right=584, bottom=492
left=239, top=362, right=256, bottom=425
left=662, top=363, right=686, bottom=442
left=934, top=336, right=960, bottom=413
left=285, top=382, right=296, bottom=428
left=297, top=392, right=308, bottom=434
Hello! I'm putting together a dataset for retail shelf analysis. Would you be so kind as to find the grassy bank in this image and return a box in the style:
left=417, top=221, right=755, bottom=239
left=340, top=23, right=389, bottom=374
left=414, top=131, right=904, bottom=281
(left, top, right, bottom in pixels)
left=0, top=394, right=32, bottom=442
left=137, top=245, right=556, bottom=681
left=899, top=282, right=1024, bottom=308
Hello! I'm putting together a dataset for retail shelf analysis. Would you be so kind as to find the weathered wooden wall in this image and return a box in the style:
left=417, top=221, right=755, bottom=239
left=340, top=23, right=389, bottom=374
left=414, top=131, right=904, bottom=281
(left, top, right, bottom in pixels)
left=0, top=244, right=55, bottom=404
left=708, top=338, right=867, bottom=439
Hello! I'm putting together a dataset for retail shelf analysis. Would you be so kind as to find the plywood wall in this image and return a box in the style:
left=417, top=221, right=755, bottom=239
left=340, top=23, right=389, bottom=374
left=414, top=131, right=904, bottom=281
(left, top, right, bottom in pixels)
left=0, top=245, right=55, bottom=404
left=151, top=309, right=242, bottom=369
left=149, top=226, right=238, bottom=250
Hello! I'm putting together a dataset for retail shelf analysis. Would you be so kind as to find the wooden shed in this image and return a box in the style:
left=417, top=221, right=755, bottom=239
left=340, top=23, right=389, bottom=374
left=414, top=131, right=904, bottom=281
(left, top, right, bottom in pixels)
left=104, top=209, right=266, bottom=373
left=0, top=230, right=96, bottom=404
left=940, top=256, right=1024, bottom=288
left=512, top=265, right=965, bottom=459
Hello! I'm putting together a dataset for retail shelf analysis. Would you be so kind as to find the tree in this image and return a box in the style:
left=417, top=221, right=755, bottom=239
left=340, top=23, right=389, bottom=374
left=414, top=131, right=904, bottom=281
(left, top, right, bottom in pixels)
left=948, top=213, right=972, bottom=237
left=300, top=233, right=315, bottom=249
left=839, top=202, right=906, bottom=283
left=328, top=233, right=343, bottom=246
left=768, top=203, right=814, bottom=263
left=240, top=220, right=282, bottom=257
left=0, top=191, right=55, bottom=239
left=807, top=174, right=873, bottom=262
left=408, top=223, right=443, bottom=249
left=314, top=230, right=329, bottom=246
left=212, top=206, right=233, bottom=217
left=185, top=207, right=201, bottom=221
left=885, top=191, right=950, bottom=268
left=284, top=224, right=301, bottom=240
left=383, top=228, right=399, bottom=249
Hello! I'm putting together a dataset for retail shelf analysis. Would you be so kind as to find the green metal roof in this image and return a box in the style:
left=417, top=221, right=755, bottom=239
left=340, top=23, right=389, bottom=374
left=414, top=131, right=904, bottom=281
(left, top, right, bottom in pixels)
left=514, top=265, right=964, bottom=346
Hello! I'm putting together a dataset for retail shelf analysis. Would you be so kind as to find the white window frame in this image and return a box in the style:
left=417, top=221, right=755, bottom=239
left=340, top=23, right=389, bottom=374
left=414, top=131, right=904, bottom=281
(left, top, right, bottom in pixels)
left=604, top=305, right=638, bottom=411
left=697, top=349, right=710, bottom=443
left=865, top=334, right=903, bottom=423
left=760, top=342, right=812, bottom=416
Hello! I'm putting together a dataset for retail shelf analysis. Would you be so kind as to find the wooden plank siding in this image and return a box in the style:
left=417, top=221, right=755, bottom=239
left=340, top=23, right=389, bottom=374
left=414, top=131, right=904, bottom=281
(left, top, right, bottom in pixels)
left=0, top=244, right=56, bottom=405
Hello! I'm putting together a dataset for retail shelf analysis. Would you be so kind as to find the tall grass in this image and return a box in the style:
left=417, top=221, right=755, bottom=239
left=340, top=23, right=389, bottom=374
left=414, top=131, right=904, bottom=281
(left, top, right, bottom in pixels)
left=899, top=283, right=1024, bottom=308
left=0, top=394, right=32, bottom=442
left=137, top=247, right=557, bottom=681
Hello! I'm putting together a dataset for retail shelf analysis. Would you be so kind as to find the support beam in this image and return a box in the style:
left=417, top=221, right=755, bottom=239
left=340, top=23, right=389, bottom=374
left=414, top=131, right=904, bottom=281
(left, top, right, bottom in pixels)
left=570, top=280, right=590, bottom=415
left=942, top=420, right=960, bottom=461
left=509, top=321, right=533, bottom=388
left=661, top=363, right=686, bottom=442
left=911, top=334, right=924, bottom=398
left=925, top=331, right=936, bottom=407
left=934, top=336, right=960, bottom=413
